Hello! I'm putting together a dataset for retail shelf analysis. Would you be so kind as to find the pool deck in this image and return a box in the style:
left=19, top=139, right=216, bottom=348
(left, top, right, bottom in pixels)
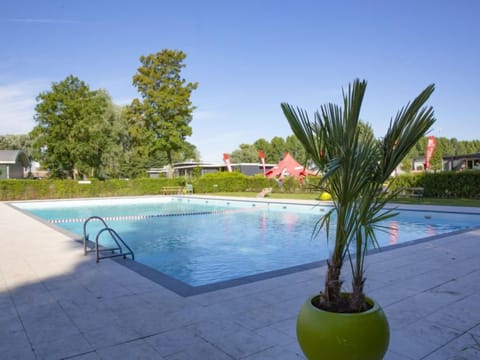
left=1, top=197, right=480, bottom=359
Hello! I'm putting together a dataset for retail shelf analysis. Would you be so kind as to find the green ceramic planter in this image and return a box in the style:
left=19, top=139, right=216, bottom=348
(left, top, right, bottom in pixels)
left=297, top=294, right=389, bottom=360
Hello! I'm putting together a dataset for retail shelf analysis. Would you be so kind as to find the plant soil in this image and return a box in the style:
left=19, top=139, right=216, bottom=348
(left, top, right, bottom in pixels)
left=314, top=294, right=373, bottom=313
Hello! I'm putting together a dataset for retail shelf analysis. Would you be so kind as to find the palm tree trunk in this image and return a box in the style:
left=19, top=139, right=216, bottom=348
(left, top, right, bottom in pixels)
left=322, top=208, right=347, bottom=308
left=324, top=258, right=343, bottom=305
left=351, top=276, right=366, bottom=312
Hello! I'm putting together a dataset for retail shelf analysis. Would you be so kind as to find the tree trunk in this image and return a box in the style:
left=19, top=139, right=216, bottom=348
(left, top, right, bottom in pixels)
left=323, top=258, right=343, bottom=306
left=321, top=205, right=348, bottom=308
left=351, top=277, right=366, bottom=312
left=167, top=151, right=174, bottom=178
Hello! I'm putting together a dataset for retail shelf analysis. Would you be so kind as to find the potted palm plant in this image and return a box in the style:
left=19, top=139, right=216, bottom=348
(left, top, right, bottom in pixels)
left=281, top=79, right=435, bottom=359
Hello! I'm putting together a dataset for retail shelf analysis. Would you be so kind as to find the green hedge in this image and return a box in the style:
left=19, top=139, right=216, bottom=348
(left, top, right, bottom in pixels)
left=191, top=172, right=322, bottom=193
left=0, top=178, right=184, bottom=201
left=0, top=172, right=323, bottom=201
left=0, top=174, right=262, bottom=200
left=391, top=171, right=480, bottom=198
left=192, top=172, right=273, bottom=193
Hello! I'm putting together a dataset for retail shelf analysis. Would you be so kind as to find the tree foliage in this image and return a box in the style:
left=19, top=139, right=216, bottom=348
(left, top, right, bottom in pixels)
left=0, top=134, right=33, bottom=157
left=30, top=76, right=113, bottom=179
left=429, top=145, right=443, bottom=171
left=230, top=144, right=258, bottom=163
left=227, top=124, right=373, bottom=166
left=130, top=49, right=198, bottom=176
left=94, top=91, right=130, bottom=179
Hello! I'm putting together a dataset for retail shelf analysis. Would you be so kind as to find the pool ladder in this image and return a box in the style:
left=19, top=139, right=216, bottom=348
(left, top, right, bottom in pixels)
left=83, top=216, right=135, bottom=263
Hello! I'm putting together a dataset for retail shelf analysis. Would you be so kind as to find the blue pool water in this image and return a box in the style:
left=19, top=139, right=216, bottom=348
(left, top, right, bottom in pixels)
left=14, top=197, right=480, bottom=287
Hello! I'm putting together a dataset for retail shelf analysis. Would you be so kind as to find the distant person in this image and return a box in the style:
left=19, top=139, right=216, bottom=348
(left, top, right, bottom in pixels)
left=277, top=177, right=283, bottom=191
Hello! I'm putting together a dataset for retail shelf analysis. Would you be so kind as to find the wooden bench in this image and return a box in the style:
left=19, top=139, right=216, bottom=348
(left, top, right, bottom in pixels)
left=399, top=187, right=424, bottom=198
left=161, top=186, right=184, bottom=195
left=256, top=187, right=272, bottom=198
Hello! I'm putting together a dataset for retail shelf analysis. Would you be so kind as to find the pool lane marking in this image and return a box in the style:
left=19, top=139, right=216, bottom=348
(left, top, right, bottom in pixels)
left=48, top=206, right=268, bottom=224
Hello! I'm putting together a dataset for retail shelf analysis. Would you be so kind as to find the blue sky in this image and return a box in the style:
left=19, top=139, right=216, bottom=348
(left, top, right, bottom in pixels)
left=1, top=0, right=479, bottom=162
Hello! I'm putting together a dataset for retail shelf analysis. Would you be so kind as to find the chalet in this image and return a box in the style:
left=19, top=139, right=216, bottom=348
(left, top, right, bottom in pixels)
left=412, top=152, right=480, bottom=172
left=148, top=161, right=275, bottom=178
left=443, top=153, right=480, bottom=171
left=0, top=150, right=30, bottom=179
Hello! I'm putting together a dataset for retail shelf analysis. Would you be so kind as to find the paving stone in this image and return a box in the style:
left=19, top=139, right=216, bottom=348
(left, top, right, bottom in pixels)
left=163, top=340, right=231, bottom=360
left=254, top=325, right=298, bottom=346
left=199, top=325, right=277, bottom=358
left=0, top=330, right=35, bottom=359
left=234, top=304, right=288, bottom=330
left=137, top=288, right=189, bottom=309
left=242, top=344, right=305, bottom=359
left=0, top=311, right=24, bottom=337
left=59, top=300, right=120, bottom=332
left=368, top=283, right=418, bottom=307
left=95, top=339, right=164, bottom=359
left=422, top=332, right=480, bottom=360
left=470, top=324, right=480, bottom=337
left=146, top=327, right=208, bottom=357
left=67, top=352, right=99, bottom=359
left=383, top=348, right=415, bottom=360
left=426, top=294, right=480, bottom=333
left=31, top=332, right=93, bottom=360
left=267, top=317, right=298, bottom=339
left=388, top=326, right=445, bottom=358
left=9, top=282, right=57, bottom=310
left=83, top=323, right=141, bottom=349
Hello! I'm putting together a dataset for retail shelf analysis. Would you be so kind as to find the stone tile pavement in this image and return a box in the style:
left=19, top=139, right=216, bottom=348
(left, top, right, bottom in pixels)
left=1, top=200, right=479, bottom=359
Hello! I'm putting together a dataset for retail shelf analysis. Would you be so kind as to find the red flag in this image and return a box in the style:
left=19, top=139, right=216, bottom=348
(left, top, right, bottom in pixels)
left=258, top=150, right=266, bottom=176
left=223, top=153, right=232, bottom=172
left=424, top=136, right=436, bottom=170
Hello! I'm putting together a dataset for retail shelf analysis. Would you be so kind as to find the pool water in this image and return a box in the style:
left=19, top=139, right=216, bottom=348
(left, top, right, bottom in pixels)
left=14, top=197, right=480, bottom=287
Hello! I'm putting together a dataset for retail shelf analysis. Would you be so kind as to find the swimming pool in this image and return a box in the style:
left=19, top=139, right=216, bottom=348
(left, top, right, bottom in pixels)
left=13, top=196, right=480, bottom=294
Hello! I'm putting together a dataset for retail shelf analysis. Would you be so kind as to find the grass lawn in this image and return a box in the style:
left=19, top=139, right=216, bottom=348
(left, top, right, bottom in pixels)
left=212, top=192, right=480, bottom=207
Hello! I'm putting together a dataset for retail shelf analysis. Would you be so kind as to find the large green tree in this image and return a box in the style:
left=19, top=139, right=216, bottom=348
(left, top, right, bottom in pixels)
left=253, top=138, right=272, bottom=162
left=130, top=49, right=198, bottom=177
left=30, top=75, right=112, bottom=179
left=94, top=91, right=130, bottom=179
left=429, top=145, right=443, bottom=171
left=285, top=135, right=306, bottom=164
left=230, top=143, right=259, bottom=163
left=270, top=136, right=287, bottom=162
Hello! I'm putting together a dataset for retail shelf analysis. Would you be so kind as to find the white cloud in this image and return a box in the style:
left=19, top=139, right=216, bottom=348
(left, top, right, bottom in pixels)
left=0, top=80, right=47, bottom=134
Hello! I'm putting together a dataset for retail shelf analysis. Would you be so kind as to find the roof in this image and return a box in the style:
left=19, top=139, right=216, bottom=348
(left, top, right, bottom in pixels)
left=0, top=150, right=30, bottom=166
left=442, top=152, right=480, bottom=160
left=265, top=152, right=316, bottom=179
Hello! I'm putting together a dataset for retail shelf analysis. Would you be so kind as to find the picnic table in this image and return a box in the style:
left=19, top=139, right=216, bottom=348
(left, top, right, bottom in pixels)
left=161, top=186, right=184, bottom=195
left=399, top=187, right=424, bottom=198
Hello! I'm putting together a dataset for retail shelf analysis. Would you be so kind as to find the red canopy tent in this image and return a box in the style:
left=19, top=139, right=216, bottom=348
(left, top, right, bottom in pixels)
left=265, top=152, right=316, bottom=179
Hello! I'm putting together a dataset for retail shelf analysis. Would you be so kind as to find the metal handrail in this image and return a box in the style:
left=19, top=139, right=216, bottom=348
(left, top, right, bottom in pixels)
left=82, top=216, right=134, bottom=263
left=95, top=227, right=135, bottom=263
left=83, top=216, right=109, bottom=255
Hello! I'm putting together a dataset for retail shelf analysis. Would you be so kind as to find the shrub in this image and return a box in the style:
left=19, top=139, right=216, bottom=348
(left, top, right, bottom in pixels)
left=0, top=178, right=184, bottom=201
left=192, top=172, right=250, bottom=193
left=391, top=171, right=480, bottom=198
left=0, top=173, right=324, bottom=200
